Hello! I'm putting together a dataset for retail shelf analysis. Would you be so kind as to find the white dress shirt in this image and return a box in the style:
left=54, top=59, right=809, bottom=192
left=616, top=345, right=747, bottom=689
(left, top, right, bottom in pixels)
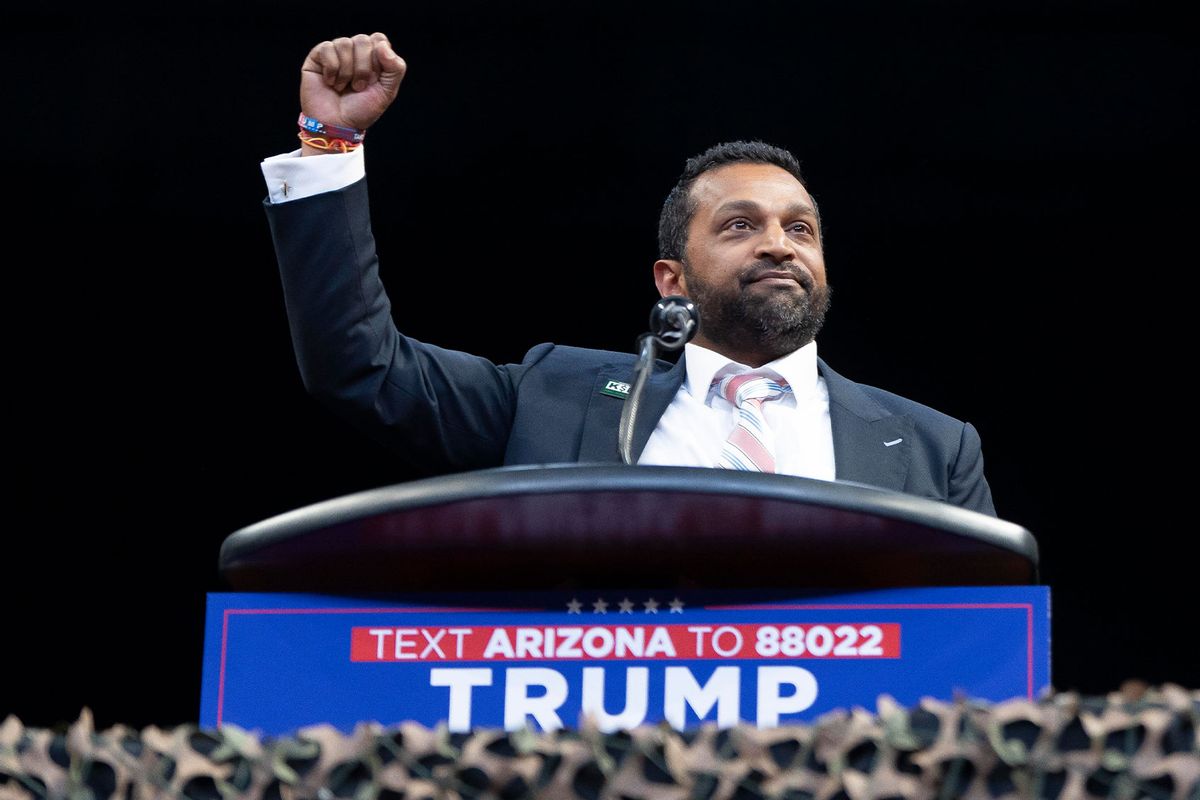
left=262, top=149, right=837, bottom=479
left=261, top=146, right=364, bottom=204
left=639, top=342, right=836, bottom=479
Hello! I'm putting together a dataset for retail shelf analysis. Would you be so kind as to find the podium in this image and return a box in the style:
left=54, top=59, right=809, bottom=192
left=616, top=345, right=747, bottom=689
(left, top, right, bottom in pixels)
left=219, top=464, right=1037, bottom=592
left=205, top=466, right=1047, bottom=733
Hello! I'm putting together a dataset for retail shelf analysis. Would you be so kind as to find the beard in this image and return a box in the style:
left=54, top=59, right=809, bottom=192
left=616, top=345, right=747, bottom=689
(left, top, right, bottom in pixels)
left=683, top=258, right=832, bottom=362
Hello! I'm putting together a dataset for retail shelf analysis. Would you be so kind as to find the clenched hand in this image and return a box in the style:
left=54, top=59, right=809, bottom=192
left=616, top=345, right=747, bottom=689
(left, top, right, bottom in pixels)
left=300, top=33, right=406, bottom=141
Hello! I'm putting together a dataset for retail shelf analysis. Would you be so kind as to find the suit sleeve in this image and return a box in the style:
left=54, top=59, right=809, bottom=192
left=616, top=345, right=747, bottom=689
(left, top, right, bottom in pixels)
left=264, top=177, right=543, bottom=473
left=947, top=421, right=997, bottom=516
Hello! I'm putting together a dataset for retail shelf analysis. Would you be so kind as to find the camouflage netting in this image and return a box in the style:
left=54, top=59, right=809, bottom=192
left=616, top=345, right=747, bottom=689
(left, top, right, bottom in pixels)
left=2, top=684, right=1197, bottom=800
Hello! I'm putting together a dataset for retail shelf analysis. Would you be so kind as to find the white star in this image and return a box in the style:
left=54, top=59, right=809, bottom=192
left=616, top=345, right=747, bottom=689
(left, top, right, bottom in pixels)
left=566, top=598, right=583, bottom=614
left=669, top=597, right=685, bottom=613
left=643, top=597, right=659, bottom=613
left=592, top=598, right=609, bottom=614
left=618, top=598, right=635, bottom=614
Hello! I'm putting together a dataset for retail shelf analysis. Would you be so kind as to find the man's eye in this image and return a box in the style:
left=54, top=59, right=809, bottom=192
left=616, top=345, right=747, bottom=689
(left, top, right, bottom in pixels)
left=728, top=219, right=751, bottom=230
left=791, top=222, right=813, bottom=234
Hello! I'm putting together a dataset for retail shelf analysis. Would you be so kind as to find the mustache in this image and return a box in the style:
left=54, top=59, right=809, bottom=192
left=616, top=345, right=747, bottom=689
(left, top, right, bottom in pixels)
left=739, top=261, right=815, bottom=292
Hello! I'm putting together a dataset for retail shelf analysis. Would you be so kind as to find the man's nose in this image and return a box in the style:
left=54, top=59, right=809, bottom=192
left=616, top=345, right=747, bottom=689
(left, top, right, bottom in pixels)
left=755, top=222, right=796, bottom=261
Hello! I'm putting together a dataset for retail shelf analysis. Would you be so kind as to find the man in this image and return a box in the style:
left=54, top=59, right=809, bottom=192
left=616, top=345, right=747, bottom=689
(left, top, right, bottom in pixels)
left=262, top=33, right=996, bottom=516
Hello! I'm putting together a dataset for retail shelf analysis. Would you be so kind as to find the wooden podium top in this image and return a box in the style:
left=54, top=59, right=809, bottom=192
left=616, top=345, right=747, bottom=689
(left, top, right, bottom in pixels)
left=220, top=465, right=1037, bottom=592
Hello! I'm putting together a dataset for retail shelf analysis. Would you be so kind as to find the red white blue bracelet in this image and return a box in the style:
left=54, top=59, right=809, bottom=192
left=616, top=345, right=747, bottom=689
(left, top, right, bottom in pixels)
left=297, top=112, right=367, bottom=144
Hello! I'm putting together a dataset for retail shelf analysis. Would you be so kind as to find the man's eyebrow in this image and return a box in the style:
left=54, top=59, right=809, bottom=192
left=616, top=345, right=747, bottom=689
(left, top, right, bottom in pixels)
left=711, top=199, right=819, bottom=220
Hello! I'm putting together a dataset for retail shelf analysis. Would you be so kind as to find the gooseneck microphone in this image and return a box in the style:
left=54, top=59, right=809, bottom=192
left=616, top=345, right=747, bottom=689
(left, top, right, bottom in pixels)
left=648, top=295, right=700, bottom=351
left=618, top=296, right=700, bottom=465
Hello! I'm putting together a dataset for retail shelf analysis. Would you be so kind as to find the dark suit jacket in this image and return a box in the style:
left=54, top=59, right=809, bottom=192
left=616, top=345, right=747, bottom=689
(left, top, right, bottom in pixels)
left=266, top=178, right=996, bottom=516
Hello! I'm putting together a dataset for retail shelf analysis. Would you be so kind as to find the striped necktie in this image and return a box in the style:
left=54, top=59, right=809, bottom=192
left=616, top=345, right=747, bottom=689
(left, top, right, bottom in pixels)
left=714, top=372, right=792, bottom=473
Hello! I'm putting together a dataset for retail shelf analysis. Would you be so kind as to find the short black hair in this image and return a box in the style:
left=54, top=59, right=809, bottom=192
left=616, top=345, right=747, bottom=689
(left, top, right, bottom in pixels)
left=657, top=140, right=818, bottom=261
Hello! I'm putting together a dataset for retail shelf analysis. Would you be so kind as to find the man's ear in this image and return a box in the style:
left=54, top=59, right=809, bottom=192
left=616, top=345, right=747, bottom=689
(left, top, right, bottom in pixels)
left=653, top=259, right=687, bottom=297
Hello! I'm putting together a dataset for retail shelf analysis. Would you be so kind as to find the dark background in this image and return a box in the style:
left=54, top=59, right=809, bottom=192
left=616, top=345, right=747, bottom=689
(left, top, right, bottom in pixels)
left=9, top=0, right=1196, bottom=729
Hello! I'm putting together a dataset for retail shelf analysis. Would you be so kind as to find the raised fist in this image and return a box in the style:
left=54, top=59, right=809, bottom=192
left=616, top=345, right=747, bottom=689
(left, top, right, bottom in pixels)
left=300, top=33, right=406, bottom=133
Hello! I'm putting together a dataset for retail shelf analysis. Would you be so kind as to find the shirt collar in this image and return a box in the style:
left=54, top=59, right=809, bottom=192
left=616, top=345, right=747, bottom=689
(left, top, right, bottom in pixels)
left=683, top=340, right=821, bottom=404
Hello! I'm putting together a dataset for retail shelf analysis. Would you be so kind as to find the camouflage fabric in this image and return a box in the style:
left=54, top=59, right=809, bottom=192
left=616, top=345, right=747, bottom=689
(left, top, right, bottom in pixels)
left=1, top=684, right=1196, bottom=800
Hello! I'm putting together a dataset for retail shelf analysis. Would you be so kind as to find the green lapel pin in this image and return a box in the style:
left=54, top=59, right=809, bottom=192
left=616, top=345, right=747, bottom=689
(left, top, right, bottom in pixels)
left=600, top=380, right=631, bottom=399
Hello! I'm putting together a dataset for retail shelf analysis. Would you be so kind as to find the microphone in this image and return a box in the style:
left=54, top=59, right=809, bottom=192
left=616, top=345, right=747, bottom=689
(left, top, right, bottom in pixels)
left=618, top=296, right=701, bottom=465
left=648, top=296, right=700, bottom=352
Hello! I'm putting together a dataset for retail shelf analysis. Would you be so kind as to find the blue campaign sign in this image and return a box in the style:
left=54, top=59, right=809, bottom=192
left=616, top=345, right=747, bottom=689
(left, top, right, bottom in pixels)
left=200, top=586, right=1049, bottom=736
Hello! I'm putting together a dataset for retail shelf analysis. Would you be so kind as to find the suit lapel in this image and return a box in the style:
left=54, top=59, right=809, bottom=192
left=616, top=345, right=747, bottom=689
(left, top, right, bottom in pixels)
left=575, top=353, right=910, bottom=490
left=577, top=354, right=687, bottom=463
left=819, top=358, right=912, bottom=492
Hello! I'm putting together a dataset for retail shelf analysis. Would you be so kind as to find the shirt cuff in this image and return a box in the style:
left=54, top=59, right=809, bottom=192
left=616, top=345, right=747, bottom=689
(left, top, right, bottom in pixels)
left=260, top=145, right=366, bottom=204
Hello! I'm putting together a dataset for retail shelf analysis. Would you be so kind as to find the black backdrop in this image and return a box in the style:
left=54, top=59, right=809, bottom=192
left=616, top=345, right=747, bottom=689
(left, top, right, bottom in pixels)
left=9, top=0, right=1196, bottom=729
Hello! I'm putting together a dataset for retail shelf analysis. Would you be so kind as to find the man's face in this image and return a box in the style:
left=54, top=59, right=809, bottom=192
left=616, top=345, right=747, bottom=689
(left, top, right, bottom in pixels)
left=654, top=162, right=831, bottom=365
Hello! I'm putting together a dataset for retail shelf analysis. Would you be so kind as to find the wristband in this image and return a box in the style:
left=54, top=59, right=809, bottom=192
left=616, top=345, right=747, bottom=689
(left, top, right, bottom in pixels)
left=297, top=112, right=367, bottom=144
left=297, top=131, right=362, bottom=153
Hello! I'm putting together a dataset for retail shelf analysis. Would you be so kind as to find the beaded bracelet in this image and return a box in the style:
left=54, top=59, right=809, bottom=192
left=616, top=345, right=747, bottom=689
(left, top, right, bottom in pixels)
left=297, top=112, right=367, bottom=144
